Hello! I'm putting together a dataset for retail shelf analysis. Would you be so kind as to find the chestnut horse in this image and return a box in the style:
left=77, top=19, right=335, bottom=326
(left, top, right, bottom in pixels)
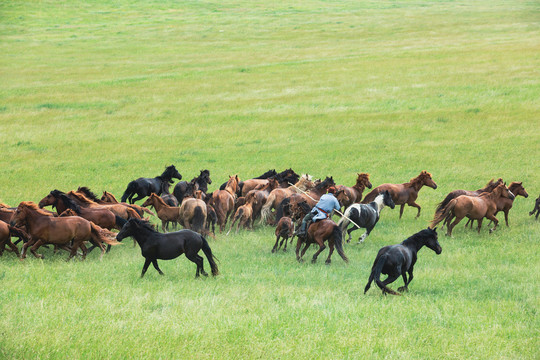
left=0, top=221, right=26, bottom=257
left=10, top=202, right=119, bottom=260
left=67, top=190, right=141, bottom=221
left=335, top=173, right=372, bottom=209
left=433, top=178, right=503, bottom=223
left=38, top=190, right=125, bottom=230
left=100, top=191, right=155, bottom=217
left=142, top=193, right=182, bottom=232
left=431, top=183, right=515, bottom=236
left=244, top=178, right=280, bottom=222
left=362, top=170, right=438, bottom=219
left=295, top=219, right=348, bottom=265
left=271, top=216, right=294, bottom=253
left=466, top=181, right=528, bottom=228
left=211, top=175, right=240, bottom=232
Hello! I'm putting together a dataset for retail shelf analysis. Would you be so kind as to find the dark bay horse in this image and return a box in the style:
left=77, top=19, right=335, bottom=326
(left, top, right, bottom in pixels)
left=335, top=173, right=372, bottom=209
left=116, top=218, right=219, bottom=278
left=362, top=170, right=437, bottom=219
left=38, top=190, right=125, bottom=230
left=434, top=178, right=503, bottom=222
left=10, top=202, right=119, bottom=260
left=338, top=190, right=395, bottom=244
left=530, top=194, right=540, bottom=220
left=365, top=227, right=441, bottom=296
left=211, top=175, right=240, bottom=232
left=272, top=216, right=294, bottom=253
left=173, top=170, right=212, bottom=204
left=431, top=183, right=515, bottom=236
left=295, top=219, right=348, bottom=265
left=121, top=165, right=182, bottom=204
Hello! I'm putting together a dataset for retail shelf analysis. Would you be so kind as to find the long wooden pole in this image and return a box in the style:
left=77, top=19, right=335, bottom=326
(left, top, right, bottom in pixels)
left=288, top=183, right=363, bottom=230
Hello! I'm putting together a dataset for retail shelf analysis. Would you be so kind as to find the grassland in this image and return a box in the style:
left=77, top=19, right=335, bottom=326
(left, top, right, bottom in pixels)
left=1, top=0, right=539, bottom=359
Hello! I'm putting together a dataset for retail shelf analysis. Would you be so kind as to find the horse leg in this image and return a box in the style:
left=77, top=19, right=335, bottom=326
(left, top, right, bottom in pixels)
left=282, top=236, right=289, bottom=252
left=346, top=227, right=354, bottom=243
left=487, top=214, right=499, bottom=233
left=5, top=240, right=20, bottom=257
left=272, top=235, right=281, bottom=253
left=130, top=194, right=145, bottom=204
left=151, top=259, right=164, bottom=276
left=141, top=258, right=152, bottom=278
left=21, top=237, right=37, bottom=259
left=78, top=242, right=89, bottom=261
left=311, top=239, right=326, bottom=264
left=476, top=218, right=483, bottom=233
left=381, top=275, right=400, bottom=296
left=398, top=272, right=409, bottom=292
left=195, top=254, right=208, bottom=276
left=185, top=252, right=203, bottom=278
left=447, top=216, right=463, bottom=237
left=399, top=204, right=405, bottom=219
left=295, top=237, right=305, bottom=262
left=325, top=242, right=334, bottom=265
left=409, top=202, right=421, bottom=219
left=161, top=220, right=167, bottom=233
left=504, top=210, right=509, bottom=227
left=29, top=239, right=46, bottom=259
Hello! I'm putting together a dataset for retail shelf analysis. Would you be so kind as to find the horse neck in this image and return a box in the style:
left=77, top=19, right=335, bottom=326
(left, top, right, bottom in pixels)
left=22, top=207, right=50, bottom=232
left=371, top=195, right=385, bottom=213
left=352, top=183, right=366, bottom=197
left=54, top=197, right=68, bottom=213
left=225, top=182, right=237, bottom=196
left=401, top=236, right=424, bottom=253
left=406, top=178, right=424, bottom=192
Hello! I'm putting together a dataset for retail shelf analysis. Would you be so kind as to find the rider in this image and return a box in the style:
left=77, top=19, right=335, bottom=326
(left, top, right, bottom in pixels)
left=295, top=187, right=340, bottom=237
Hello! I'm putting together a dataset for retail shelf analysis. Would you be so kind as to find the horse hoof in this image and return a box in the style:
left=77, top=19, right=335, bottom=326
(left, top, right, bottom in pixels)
left=311, top=259, right=317, bottom=264
left=325, top=261, right=331, bottom=265
left=489, top=229, right=494, bottom=234
left=398, top=286, right=408, bottom=293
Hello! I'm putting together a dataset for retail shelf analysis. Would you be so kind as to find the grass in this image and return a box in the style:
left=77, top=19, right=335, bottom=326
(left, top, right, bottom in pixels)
left=0, top=0, right=539, bottom=359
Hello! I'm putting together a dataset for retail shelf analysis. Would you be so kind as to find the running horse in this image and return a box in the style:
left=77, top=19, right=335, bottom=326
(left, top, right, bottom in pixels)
left=335, top=173, right=372, bottom=209
left=362, top=170, right=437, bottom=219
left=211, top=175, right=240, bottom=232
left=295, top=218, right=348, bottom=265
left=100, top=191, right=155, bottom=217
left=173, top=169, right=212, bottom=204
left=10, top=202, right=119, bottom=260
left=121, top=165, right=182, bottom=204
left=431, top=183, right=515, bottom=236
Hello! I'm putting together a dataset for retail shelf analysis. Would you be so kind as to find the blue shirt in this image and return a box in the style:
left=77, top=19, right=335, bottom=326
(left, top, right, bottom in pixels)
left=312, top=193, right=341, bottom=221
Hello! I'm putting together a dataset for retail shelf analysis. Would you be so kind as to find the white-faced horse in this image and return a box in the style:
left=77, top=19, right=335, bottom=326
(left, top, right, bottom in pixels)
left=337, top=190, right=395, bottom=243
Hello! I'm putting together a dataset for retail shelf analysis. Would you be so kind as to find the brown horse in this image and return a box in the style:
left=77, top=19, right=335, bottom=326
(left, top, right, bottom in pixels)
left=272, top=216, right=294, bottom=253
left=433, top=178, right=503, bottom=223
left=295, top=219, right=348, bottom=265
left=431, top=183, right=515, bottom=236
left=466, top=181, right=528, bottom=228
left=362, top=170, right=438, bottom=219
left=260, top=175, right=316, bottom=224
left=38, top=190, right=123, bottom=230
left=300, top=176, right=336, bottom=207
left=211, top=175, right=240, bottom=232
left=0, top=221, right=26, bottom=257
left=178, top=198, right=207, bottom=234
left=10, top=202, right=119, bottom=260
left=244, top=178, right=280, bottom=222
left=67, top=190, right=141, bottom=220
left=100, top=191, right=155, bottom=217
left=228, top=195, right=259, bottom=234
left=335, top=173, right=372, bottom=209
left=141, top=193, right=182, bottom=232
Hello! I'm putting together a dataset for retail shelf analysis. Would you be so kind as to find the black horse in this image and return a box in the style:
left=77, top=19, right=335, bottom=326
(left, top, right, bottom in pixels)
left=121, top=165, right=182, bottom=204
left=337, top=190, right=395, bottom=244
left=173, top=169, right=212, bottom=204
left=116, top=218, right=219, bottom=278
left=364, top=227, right=442, bottom=296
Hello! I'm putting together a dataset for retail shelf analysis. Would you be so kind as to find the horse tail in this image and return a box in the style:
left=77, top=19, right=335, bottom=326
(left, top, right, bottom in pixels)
left=431, top=198, right=457, bottom=228
left=434, top=192, right=458, bottom=218
left=90, top=222, right=121, bottom=246
left=337, top=206, right=352, bottom=232
left=138, top=205, right=155, bottom=217
left=115, top=215, right=127, bottom=230
left=361, top=189, right=379, bottom=204
left=275, top=197, right=290, bottom=223
left=332, top=225, right=348, bottom=263
left=368, top=254, right=400, bottom=295
left=121, top=181, right=136, bottom=203
left=192, top=206, right=205, bottom=234
left=200, top=235, right=219, bottom=276
left=261, top=193, right=275, bottom=224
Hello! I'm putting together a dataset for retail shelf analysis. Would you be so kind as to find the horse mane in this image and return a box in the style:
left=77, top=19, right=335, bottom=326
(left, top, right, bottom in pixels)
left=58, top=193, right=82, bottom=214
left=508, top=181, right=522, bottom=192
left=67, top=191, right=96, bottom=204
left=77, top=187, right=100, bottom=202
left=0, top=203, right=9, bottom=208
left=408, top=171, right=432, bottom=190
left=478, top=178, right=503, bottom=192
left=103, top=191, right=118, bottom=202
left=402, top=228, right=436, bottom=245
left=129, top=218, right=158, bottom=233
left=254, top=169, right=277, bottom=179
left=315, top=177, right=334, bottom=191
left=19, top=201, right=58, bottom=216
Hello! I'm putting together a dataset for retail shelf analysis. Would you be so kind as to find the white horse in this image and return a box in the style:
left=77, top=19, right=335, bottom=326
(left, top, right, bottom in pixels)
left=337, top=190, right=395, bottom=243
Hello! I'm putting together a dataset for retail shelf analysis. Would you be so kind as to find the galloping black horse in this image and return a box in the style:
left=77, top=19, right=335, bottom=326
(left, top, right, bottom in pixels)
left=173, top=169, right=212, bottom=204
left=121, top=165, right=182, bottom=204
left=364, top=227, right=442, bottom=295
left=116, top=218, right=219, bottom=278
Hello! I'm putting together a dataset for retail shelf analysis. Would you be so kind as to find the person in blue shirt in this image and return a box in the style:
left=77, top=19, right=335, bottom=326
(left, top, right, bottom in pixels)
left=295, top=188, right=341, bottom=237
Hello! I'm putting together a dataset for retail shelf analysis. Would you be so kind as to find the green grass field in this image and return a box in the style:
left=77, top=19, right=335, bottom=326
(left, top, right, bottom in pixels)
left=1, top=0, right=539, bottom=358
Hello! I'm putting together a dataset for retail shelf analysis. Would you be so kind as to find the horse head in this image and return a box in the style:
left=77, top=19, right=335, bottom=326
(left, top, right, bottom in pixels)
left=424, top=227, right=442, bottom=254
left=356, top=173, right=372, bottom=189
left=418, top=171, right=437, bottom=189
left=509, top=182, right=528, bottom=198
left=38, top=190, right=59, bottom=209
left=498, top=183, right=515, bottom=200
left=163, top=165, right=182, bottom=181
left=382, top=190, right=395, bottom=209
left=200, top=169, right=212, bottom=184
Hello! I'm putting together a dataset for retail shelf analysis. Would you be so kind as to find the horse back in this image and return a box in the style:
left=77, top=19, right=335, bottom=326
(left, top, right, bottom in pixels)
left=153, top=230, right=202, bottom=260
left=454, top=195, right=490, bottom=219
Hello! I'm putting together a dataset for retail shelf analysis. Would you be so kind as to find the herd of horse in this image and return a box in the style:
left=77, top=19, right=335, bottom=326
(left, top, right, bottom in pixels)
left=0, top=164, right=537, bottom=294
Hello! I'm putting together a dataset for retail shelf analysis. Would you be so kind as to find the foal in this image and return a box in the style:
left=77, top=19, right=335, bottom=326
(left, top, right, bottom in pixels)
left=142, top=193, right=182, bottom=232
